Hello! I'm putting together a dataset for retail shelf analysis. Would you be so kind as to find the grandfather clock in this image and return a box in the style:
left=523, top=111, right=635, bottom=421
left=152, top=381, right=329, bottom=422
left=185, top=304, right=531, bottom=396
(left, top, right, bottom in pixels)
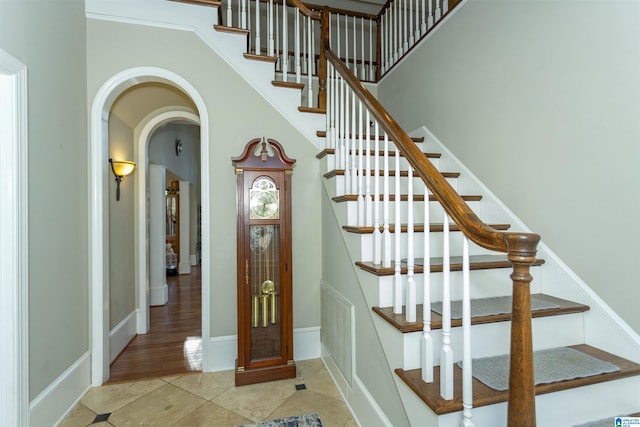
left=232, top=138, right=296, bottom=386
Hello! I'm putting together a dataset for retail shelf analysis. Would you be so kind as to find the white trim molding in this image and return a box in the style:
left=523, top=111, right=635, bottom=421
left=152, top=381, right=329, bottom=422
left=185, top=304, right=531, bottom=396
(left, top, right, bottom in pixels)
left=90, top=67, right=211, bottom=385
left=0, top=48, right=29, bottom=427
left=207, top=327, right=322, bottom=372
left=29, top=353, right=91, bottom=427
left=109, top=311, right=138, bottom=363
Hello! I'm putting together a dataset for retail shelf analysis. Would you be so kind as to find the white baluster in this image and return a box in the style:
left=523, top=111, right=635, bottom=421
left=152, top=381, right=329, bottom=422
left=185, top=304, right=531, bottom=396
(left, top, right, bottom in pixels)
left=369, top=19, right=374, bottom=80
left=353, top=15, right=357, bottom=77
left=382, top=133, right=391, bottom=268
left=311, top=19, right=316, bottom=76
left=409, top=0, right=415, bottom=46
left=428, top=0, right=434, bottom=28
left=421, top=182, right=433, bottom=383
left=350, top=86, right=357, bottom=194
left=247, top=0, right=252, bottom=53
left=365, top=110, right=372, bottom=227
left=435, top=0, right=442, bottom=22
left=326, top=63, right=332, bottom=153
left=295, top=8, right=300, bottom=83
left=415, top=0, right=421, bottom=42
left=393, top=144, right=402, bottom=315
left=443, top=0, right=449, bottom=16
left=406, top=166, right=416, bottom=322
left=344, top=14, right=349, bottom=72
left=382, top=11, right=388, bottom=73
left=268, top=0, right=274, bottom=56
left=403, top=0, right=408, bottom=53
left=421, top=0, right=427, bottom=34
left=357, top=100, right=364, bottom=227
left=361, top=18, right=366, bottom=79
left=227, top=0, right=232, bottom=27
left=275, top=3, right=280, bottom=70
left=440, top=212, right=453, bottom=400
left=373, top=121, right=381, bottom=265
left=461, top=236, right=473, bottom=426
left=255, top=0, right=261, bottom=55
left=307, top=17, right=313, bottom=107
left=343, top=85, right=351, bottom=196
left=241, top=0, right=247, bottom=29
left=282, top=5, right=288, bottom=79
left=393, top=0, right=399, bottom=62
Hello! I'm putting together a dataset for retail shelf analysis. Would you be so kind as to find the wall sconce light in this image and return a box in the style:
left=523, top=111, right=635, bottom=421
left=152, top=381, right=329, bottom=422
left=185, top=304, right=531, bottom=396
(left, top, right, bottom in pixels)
left=109, top=158, right=136, bottom=201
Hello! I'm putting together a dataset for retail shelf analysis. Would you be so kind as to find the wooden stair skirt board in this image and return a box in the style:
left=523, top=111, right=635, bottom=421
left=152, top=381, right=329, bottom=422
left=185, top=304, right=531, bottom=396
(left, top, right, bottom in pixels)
left=356, top=254, right=545, bottom=276
left=373, top=293, right=589, bottom=333
left=396, top=344, right=640, bottom=415
left=316, top=148, right=441, bottom=160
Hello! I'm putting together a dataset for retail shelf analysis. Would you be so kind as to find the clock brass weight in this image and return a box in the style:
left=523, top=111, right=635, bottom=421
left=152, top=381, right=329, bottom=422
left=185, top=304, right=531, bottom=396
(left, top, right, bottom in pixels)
left=232, top=138, right=296, bottom=386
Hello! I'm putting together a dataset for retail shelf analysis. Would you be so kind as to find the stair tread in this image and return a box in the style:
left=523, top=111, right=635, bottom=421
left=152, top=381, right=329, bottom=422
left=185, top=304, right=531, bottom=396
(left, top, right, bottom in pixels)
left=333, top=194, right=483, bottom=203
left=243, top=52, right=277, bottom=63
left=373, top=293, right=589, bottom=333
left=299, top=106, right=326, bottom=114
left=395, top=344, right=640, bottom=415
left=213, top=25, right=249, bottom=36
left=173, top=0, right=221, bottom=6
left=317, top=148, right=441, bottom=159
left=316, top=130, right=425, bottom=142
left=272, top=80, right=305, bottom=90
left=324, top=169, right=460, bottom=179
left=344, top=223, right=511, bottom=234
left=356, top=254, right=545, bottom=276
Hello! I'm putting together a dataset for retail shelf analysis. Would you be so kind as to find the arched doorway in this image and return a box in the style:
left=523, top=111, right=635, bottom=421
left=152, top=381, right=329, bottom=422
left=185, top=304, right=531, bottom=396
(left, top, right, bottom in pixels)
left=89, top=67, right=211, bottom=385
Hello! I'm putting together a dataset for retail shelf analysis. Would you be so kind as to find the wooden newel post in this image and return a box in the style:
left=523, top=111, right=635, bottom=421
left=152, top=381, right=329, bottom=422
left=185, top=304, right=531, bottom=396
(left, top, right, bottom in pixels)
left=506, top=233, right=540, bottom=427
left=317, top=6, right=329, bottom=111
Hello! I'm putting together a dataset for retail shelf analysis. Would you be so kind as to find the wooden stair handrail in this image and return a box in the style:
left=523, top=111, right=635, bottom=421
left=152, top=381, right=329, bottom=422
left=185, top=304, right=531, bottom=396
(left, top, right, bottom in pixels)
left=325, top=46, right=538, bottom=255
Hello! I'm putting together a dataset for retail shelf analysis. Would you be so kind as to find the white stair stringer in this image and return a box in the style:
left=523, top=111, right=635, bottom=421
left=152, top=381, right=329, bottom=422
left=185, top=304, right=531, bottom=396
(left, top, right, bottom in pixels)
left=86, top=0, right=325, bottom=148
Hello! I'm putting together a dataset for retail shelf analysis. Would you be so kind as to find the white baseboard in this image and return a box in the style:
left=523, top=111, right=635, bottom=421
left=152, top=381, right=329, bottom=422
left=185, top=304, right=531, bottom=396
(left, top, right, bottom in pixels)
left=149, top=283, right=168, bottom=306
left=29, top=352, right=91, bottom=427
left=206, top=327, right=321, bottom=372
left=110, top=311, right=137, bottom=363
left=322, top=354, right=393, bottom=427
left=178, top=261, right=191, bottom=275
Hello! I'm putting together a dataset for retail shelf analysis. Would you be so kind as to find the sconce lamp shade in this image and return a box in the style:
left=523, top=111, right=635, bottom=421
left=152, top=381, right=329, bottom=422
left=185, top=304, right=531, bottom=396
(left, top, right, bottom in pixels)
left=110, top=160, right=136, bottom=177
left=109, top=158, right=136, bottom=201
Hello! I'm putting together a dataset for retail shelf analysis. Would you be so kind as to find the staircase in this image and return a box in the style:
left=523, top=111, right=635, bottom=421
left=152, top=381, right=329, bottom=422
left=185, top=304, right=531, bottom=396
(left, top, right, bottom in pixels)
left=146, top=1, right=640, bottom=425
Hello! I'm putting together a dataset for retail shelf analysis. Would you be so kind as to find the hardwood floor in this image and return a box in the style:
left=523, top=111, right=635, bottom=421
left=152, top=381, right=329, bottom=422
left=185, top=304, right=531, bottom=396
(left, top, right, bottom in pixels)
left=108, top=266, right=202, bottom=383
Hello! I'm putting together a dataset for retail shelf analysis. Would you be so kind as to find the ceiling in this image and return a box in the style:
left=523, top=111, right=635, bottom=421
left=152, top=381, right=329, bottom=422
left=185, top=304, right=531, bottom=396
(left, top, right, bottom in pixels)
left=110, top=82, right=197, bottom=129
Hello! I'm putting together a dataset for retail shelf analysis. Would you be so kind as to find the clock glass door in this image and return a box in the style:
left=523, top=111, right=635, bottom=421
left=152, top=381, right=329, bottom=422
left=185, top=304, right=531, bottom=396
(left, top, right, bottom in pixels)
left=249, top=224, right=281, bottom=361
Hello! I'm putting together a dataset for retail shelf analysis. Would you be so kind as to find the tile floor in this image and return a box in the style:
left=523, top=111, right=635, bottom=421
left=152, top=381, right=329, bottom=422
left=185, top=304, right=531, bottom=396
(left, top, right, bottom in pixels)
left=59, top=359, right=357, bottom=427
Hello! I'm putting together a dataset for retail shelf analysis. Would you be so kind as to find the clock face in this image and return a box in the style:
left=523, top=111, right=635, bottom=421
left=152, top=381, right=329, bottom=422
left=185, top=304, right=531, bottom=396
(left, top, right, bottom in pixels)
left=249, top=178, right=279, bottom=219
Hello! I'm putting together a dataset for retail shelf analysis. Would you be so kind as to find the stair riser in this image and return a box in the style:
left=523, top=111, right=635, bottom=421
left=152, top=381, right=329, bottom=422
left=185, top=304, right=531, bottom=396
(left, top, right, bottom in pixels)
left=327, top=175, right=457, bottom=199
left=342, top=199, right=482, bottom=228
left=376, top=312, right=586, bottom=371
left=354, top=230, right=499, bottom=263
left=367, top=266, right=544, bottom=309
left=318, top=147, right=434, bottom=174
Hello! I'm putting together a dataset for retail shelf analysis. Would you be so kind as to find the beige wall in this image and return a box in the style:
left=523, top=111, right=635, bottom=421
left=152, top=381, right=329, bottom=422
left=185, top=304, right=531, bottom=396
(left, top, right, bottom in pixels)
left=378, top=0, right=640, bottom=333
left=87, top=19, right=322, bottom=337
left=108, top=114, right=137, bottom=329
left=0, top=0, right=89, bottom=399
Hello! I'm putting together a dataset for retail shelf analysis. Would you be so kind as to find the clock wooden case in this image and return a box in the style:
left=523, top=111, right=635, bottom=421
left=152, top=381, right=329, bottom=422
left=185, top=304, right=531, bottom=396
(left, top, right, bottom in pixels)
left=232, top=138, right=296, bottom=386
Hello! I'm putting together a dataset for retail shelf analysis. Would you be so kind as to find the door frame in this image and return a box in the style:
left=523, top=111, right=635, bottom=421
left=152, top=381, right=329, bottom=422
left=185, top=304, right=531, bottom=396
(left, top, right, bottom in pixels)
left=89, top=67, right=211, bottom=384
left=0, top=48, right=29, bottom=426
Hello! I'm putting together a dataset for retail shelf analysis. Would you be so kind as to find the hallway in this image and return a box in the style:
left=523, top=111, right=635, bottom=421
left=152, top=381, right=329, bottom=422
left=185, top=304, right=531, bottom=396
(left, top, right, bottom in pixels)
left=108, top=266, right=202, bottom=383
